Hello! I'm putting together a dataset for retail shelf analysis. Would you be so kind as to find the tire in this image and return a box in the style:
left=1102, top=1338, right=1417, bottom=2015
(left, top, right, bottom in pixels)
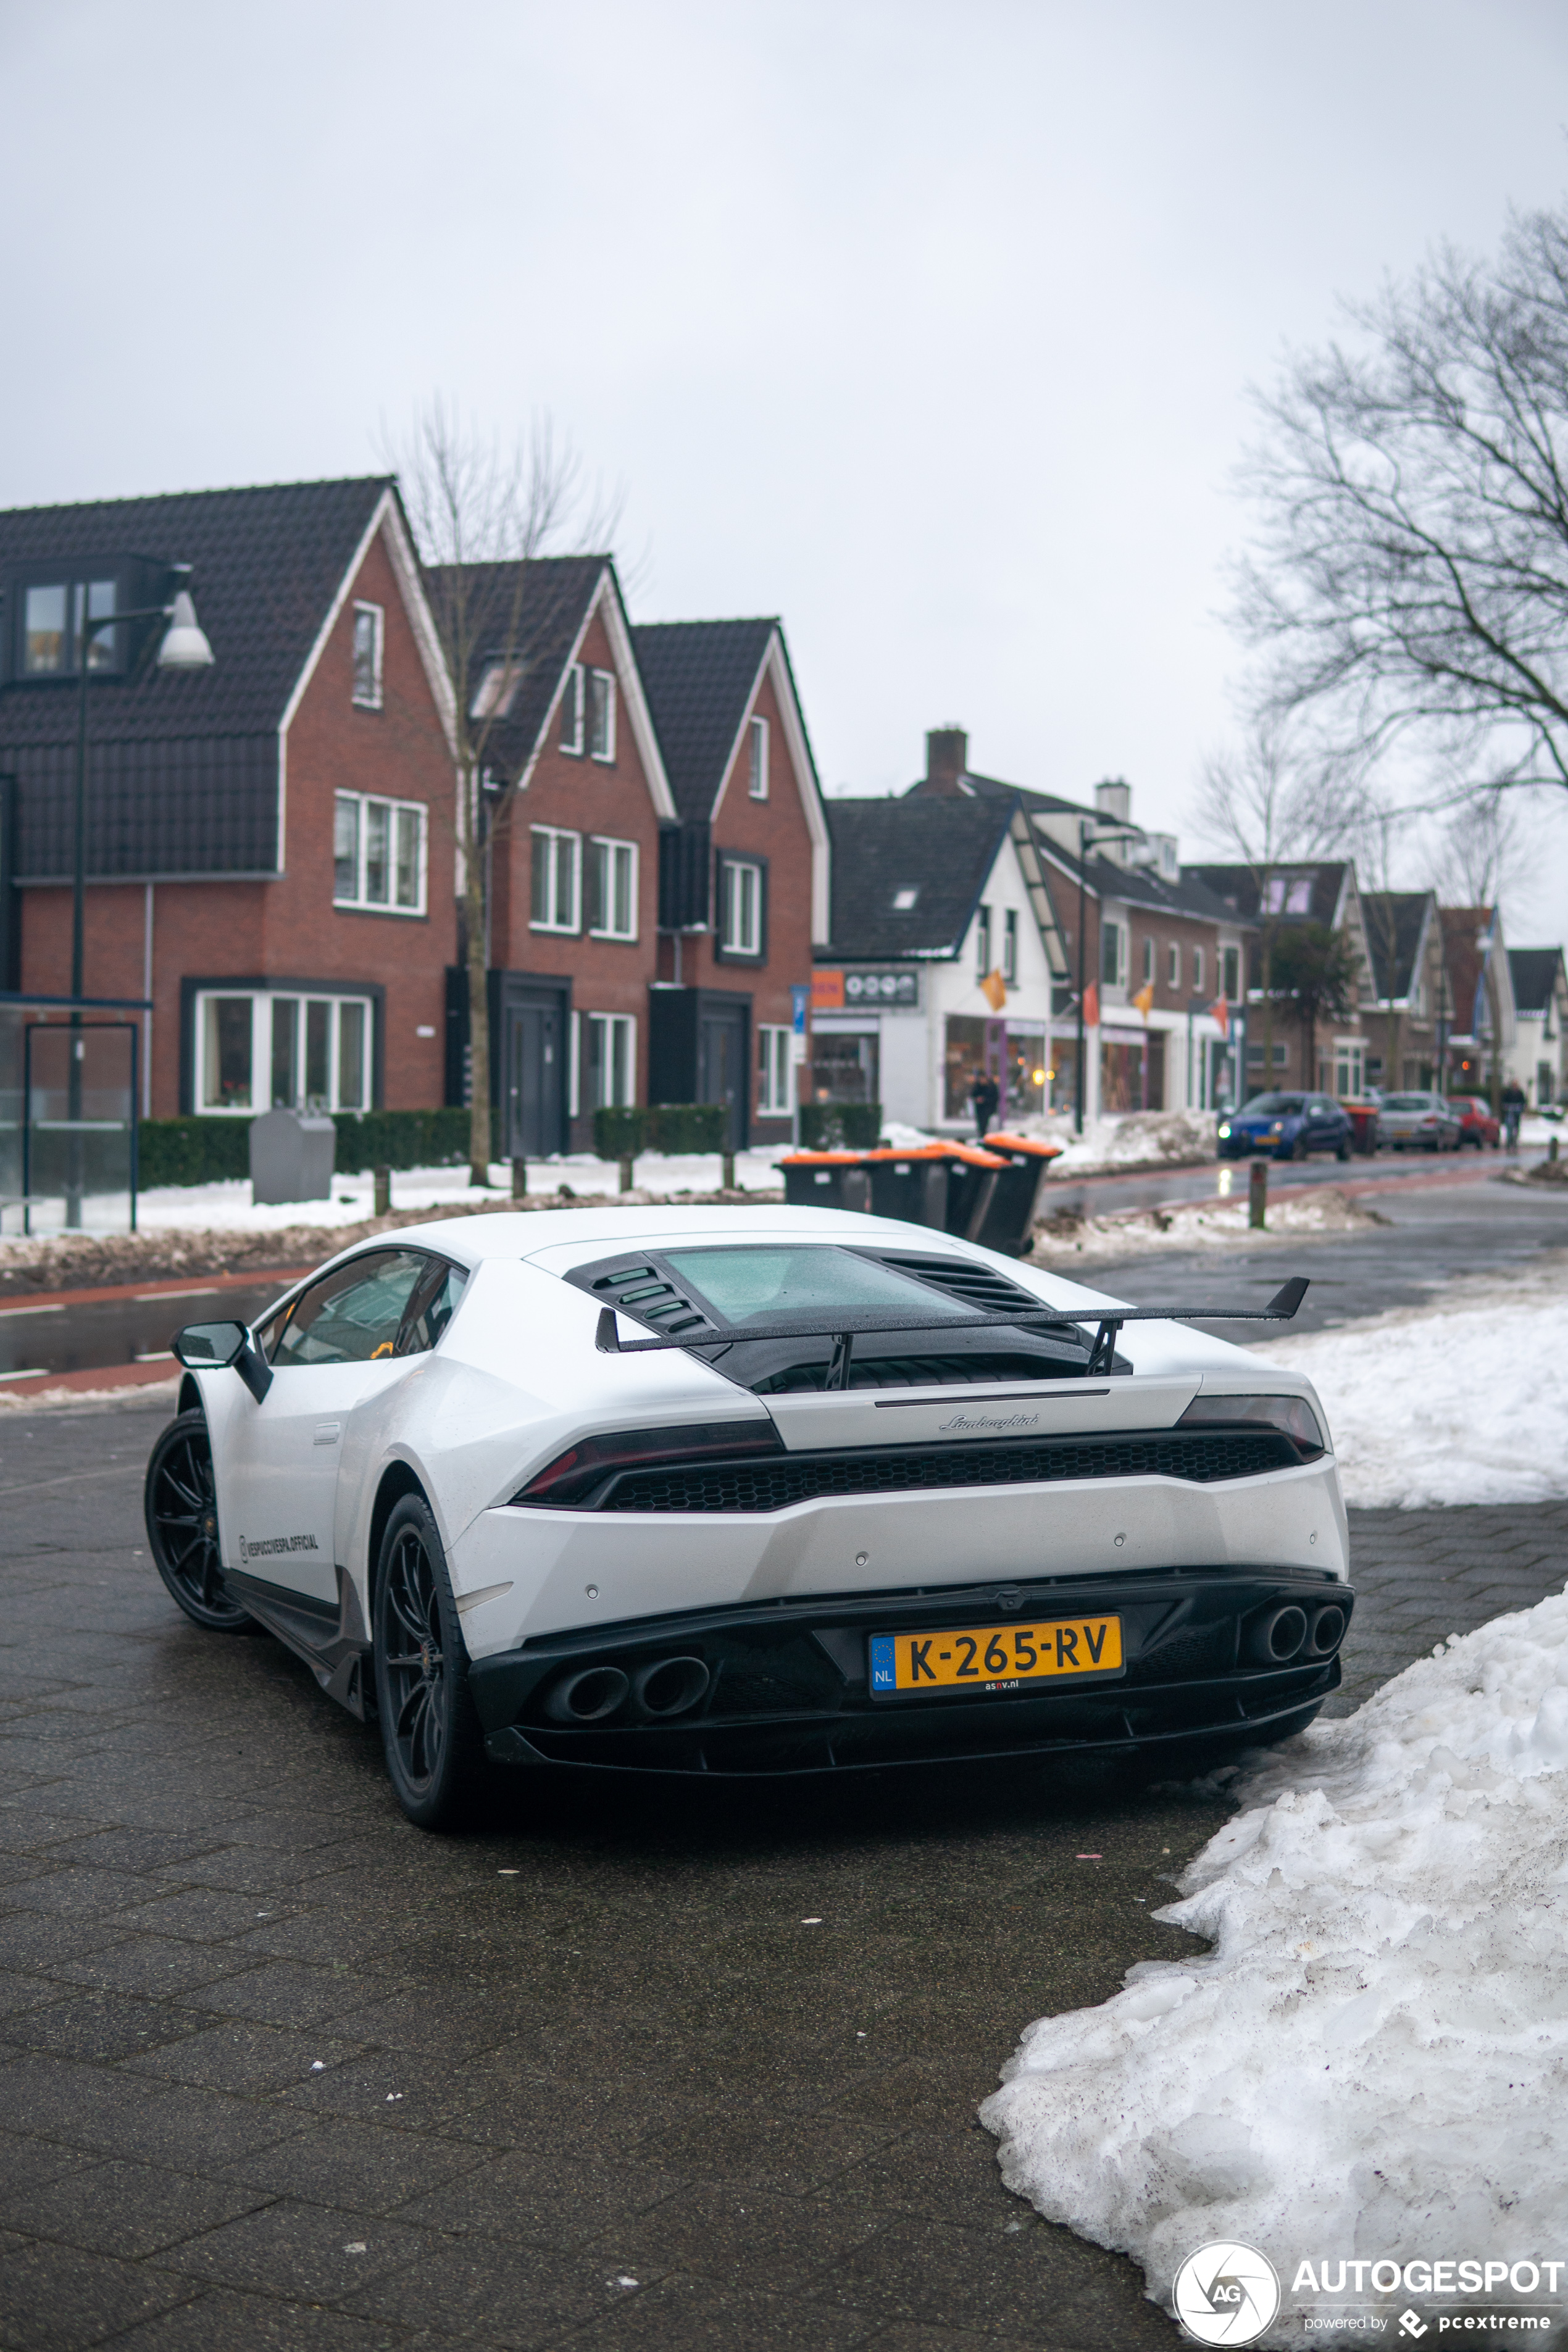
left=144, top=1410, right=259, bottom=1633
left=372, top=1494, right=486, bottom=1831
left=1336, top=1138, right=1351, bottom=1162
left=1276, top=1141, right=1296, bottom=1161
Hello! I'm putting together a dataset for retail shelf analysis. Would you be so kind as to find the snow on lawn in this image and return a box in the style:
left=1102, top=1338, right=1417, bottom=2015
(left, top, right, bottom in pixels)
left=982, top=1587, right=1568, bottom=2342
left=1247, top=1266, right=1568, bottom=1509
left=3, top=1149, right=788, bottom=1244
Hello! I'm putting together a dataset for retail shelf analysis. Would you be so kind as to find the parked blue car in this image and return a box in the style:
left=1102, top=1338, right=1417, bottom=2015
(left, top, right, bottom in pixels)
left=1217, top=1091, right=1353, bottom=1162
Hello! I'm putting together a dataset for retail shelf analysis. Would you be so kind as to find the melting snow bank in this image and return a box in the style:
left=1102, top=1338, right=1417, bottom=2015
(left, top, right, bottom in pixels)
left=982, top=1590, right=1568, bottom=2343
left=1248, top=1269, right=1568, bottom=1508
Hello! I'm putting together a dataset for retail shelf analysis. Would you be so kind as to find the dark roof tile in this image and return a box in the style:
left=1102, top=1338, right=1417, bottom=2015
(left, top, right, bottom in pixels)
left=632, top=620, right=776, bottom=823
left=820, top=795, right=1015, bottom=960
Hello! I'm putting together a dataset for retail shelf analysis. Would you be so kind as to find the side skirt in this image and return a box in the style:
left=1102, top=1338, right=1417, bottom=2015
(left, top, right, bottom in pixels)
left=223, top=1566, right=373, bottom=1720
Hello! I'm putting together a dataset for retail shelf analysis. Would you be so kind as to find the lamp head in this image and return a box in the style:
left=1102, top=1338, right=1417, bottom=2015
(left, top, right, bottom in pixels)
left=157, top=590, right=214, bottom=670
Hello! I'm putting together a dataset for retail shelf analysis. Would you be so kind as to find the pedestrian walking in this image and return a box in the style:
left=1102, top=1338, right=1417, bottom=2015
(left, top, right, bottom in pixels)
left=1501, top=1078, right=1526, bottom=1152
left=970, top=1069, right=1000, bottom=1141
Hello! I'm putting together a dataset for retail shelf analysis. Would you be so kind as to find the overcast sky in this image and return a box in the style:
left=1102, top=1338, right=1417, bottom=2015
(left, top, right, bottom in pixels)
left=4, top=0, right=1567, bottom=928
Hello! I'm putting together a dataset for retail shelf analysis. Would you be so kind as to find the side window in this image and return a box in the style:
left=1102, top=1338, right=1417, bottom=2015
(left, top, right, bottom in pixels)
left=398, top=1262, right=470, bottom=1356
left=269, top=1250, right=429, bottom=1367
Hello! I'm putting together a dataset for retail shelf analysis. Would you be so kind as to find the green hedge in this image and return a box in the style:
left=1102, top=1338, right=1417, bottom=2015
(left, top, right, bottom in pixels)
left=798, top=1101, right=883, bottom=1151
left=648, top=1103, right=727, bottom=1154
left=593, top=1106, right=646, bottom=1160
left=138, top=1108, right=472, bottom=1191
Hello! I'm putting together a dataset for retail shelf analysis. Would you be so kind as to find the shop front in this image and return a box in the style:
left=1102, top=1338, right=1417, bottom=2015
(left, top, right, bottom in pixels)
left=1101, top=1025, right=1164, bottom=1113
left=943, top=1015, right=1049, bottom=1127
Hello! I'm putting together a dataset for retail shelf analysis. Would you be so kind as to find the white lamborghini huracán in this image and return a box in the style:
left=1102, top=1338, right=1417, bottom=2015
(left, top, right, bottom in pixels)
left=145, top=1205, right=1352, bottom=1828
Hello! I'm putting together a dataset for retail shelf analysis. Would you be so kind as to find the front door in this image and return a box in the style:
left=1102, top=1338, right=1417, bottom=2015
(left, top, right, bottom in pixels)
left=698, top=999, right=750, bottom=1150
left=217, top=1249, right=431, bottom=1603
left=504, top=991, right=566, bottom=1157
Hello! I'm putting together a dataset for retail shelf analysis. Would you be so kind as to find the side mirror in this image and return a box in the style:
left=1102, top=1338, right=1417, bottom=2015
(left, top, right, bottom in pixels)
left=173, top=1320, right=272, bottom=1403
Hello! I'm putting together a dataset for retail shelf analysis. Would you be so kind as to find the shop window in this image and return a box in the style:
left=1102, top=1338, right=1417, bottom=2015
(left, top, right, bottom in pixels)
left=811, top=1031, right=878, bottom=1106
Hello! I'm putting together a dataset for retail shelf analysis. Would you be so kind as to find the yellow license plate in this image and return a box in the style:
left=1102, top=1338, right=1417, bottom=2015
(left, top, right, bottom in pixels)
left=869, top=1617, right=1123, bottom=1695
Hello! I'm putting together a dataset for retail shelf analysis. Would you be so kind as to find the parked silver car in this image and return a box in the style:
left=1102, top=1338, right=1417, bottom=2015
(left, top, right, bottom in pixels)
left=1377, top=1091, right=1464, bottom=1151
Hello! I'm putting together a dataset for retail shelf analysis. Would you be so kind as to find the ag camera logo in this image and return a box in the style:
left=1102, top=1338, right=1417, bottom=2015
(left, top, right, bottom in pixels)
left=1172, top=2241, right=1281, bottom=2345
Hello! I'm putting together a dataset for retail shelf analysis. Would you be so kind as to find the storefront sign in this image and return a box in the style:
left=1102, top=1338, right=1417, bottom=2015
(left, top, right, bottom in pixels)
left=811, top=970, right=845, bottom=1011
left=843, top=969, right=920, bottom=1007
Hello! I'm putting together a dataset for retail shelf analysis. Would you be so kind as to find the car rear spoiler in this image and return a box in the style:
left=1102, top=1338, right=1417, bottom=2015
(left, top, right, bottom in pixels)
left=596, top=1277, right=1309, bottom=1381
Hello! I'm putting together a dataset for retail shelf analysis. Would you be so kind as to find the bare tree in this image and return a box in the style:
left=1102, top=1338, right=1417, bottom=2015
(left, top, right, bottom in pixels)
left=1193, top=717, right=1361, bottom=1087
left=1235, top=204, right=1568, bottom=809
left=385, top=399, right=623, bottom=1185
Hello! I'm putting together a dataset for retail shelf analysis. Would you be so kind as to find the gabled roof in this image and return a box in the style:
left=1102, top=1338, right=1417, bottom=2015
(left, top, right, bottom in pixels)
left=1185, top=861, right=1351, bottom=930
left=1049, top=842, right=1245, bottom=929
left=904, top=765, right=1085, bottom=820
left=425, top=554, right=605, bottom=777
left=820, top=795, right=1017, bottom=961
left=0, top=477, right=408, bottom=879
left=1361, top=890, right=1433, bottom=1002
left=1439, top=906, right=1498, bottom=1038
left=632, top=619, right=778, bottom=824
left=1508, top=946, right=1567, bottom=1016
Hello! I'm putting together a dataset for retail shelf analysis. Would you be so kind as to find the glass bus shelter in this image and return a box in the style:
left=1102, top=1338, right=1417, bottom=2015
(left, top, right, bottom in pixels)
left=0, top=994, right=147, bottom=1235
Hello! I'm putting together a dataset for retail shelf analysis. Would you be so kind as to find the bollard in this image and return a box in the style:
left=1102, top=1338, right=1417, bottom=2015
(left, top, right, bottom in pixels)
left=619, top=1154, right=635, bottom=1193
left=721, top=1150, right=736, bottom=1192
left=1248, top=1156, right=1268, bottom=1230
left=373, top=1166, right=391, bottom=1217
left=511, top=1157, right=527, bottom=1201
left=1551, top=1135, right=1561, bottom=1164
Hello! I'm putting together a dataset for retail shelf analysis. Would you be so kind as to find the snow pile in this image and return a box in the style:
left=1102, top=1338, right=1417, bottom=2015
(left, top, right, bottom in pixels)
left=983, top=1588, right=1568, bottom=2340
left=1037, top=1109, right=1217, bottom=1176
left=1034, top=1184, right=1385, bottom=1264
left=1248, top=1268, right=1568, bottom=1508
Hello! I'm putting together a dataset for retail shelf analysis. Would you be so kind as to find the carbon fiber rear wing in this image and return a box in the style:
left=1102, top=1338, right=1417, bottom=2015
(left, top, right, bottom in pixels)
left=595, top=1277, right=1309, bottom=1382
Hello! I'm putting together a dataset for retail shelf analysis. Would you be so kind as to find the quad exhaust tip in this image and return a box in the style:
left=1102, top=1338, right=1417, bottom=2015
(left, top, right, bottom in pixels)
left=1243, top=1600, right=1347, bottom=1667
left=544, top=1655, right=711, bottom=1725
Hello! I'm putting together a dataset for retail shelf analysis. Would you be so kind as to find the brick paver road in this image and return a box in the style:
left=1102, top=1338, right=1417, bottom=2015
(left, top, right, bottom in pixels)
left=0, top=1394, right=1563, bottom=2352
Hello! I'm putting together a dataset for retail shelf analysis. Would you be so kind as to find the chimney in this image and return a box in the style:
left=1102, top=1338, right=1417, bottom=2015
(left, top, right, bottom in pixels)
left=925, top=726, right=969, bottom=794
left=1095, top=777, right=1131, bottom=826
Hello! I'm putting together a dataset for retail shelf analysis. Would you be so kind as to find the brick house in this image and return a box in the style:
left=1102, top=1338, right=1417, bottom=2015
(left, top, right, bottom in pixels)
left=1438, top=904, right=1515, bottom=1100
left=433, top=556, right=677, bottom=1156
left=633, top=620, right=830, bottom=1149
left=1359, top=890, right=1451, bottom=1091
left=1187, top=859, right=1377, bottom=1098
left=0, top=478, right=457, bottom=1120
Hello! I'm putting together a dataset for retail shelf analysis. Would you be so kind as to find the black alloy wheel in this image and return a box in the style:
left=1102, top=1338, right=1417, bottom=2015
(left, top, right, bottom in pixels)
left=372, top=1494, right=485, bottom=1830
left=143, top=1409, right=258, bottom=1633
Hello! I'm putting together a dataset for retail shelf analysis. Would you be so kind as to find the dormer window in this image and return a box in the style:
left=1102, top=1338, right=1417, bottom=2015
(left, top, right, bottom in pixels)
left=1264, top=874, right=1314, bottom=915
left=20, top=578, right=118, bottom=675
left=892, top=886, right=919, bottom=911
left=470, top=659, right=525, bottom=719
left=351, top=603, right=383, bottom=708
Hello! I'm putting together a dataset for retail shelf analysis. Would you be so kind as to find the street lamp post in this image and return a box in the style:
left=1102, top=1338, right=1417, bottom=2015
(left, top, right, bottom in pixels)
left=1074, top=816, right=1146, bottom=1135
left=64, top=580, right=213, bottom=1225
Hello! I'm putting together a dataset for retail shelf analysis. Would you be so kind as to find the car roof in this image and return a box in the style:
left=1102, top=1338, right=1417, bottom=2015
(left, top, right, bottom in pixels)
left=364, top=1204, right=1004, bottom=1274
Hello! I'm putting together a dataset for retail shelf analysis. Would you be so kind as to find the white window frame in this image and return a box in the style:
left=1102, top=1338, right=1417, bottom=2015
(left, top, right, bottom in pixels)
left=1141, top=935, right=1155, bottom=986
left=1193, top=945, right=1205, bottom=995
left=530, top=825, right=582, bottom=933
left=757, top=1024, right=793, bottom=1116
left=1003, top=909, right=1019, bottom=985
left=975, top=905, right=991, bottom=978
left=1222, top=944, right=1241, bottom=1000
left=1167, top=941, right=1180, bottom=988
left=587, top=835, right=639, bottom=941
left=194, top=988, right=374, bottom=1117
left=559, top=663, right=585, bottom=755
left=719, top=858, right=763, bottom=956
left=748, top=714, right=769, bottom=799
left=1101, top=919, right=1127, bottom=990
left=588, top=668, right=617, bottom=762
left=351, top=603, right=384, bottom=709
left=333, top=791, right=427, bottom=915
left=585, top=1012, right=636, bottom=1110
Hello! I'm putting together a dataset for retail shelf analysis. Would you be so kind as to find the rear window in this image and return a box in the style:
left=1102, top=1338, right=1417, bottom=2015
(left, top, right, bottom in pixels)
left=662, top=1246, right=975, bottom=1328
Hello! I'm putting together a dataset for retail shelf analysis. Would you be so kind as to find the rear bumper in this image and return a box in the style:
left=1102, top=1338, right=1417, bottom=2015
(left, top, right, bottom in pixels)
left=467, top=1565, right=1353, bottom=1777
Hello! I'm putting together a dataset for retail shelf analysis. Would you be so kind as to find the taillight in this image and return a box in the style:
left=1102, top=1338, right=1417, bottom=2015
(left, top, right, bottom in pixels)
left=1176, top=1393, right=1327, bottom=1458
left=511, top=1420, right=784, bottom=1507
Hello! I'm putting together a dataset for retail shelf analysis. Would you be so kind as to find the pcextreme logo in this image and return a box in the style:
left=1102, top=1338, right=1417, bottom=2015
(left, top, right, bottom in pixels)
left=1173, top=2241, right=1282, bottom=2345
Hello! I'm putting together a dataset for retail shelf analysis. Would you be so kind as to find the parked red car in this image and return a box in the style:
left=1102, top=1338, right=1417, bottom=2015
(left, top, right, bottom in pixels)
left=1449, top=1095, right=1501, bottom=1148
